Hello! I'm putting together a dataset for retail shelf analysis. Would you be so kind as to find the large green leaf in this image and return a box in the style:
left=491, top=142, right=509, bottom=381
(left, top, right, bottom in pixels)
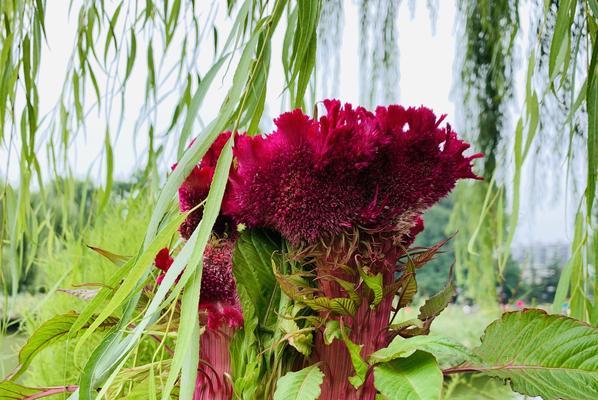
left=273, top=364, right=324, bottom=400
left=10, top=313, right=118, bottom=379
left=470, top=309, right=598, bottom=400
left=233, top=229, right=282, bottom=329
left=368, top=335, right=475, bottom=366
left=0, top=381, right=40, bottom=399
left=373, top=351, right=442, bottom=400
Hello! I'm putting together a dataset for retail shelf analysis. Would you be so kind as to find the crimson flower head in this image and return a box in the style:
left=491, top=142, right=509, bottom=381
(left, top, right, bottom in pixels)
left=199, top=239, right=243, bottom=330
left=223, top=100, right=481, bottom=245
left=153, top=239, right=242, bottom=330
left=176, top=132, right=231, bottom=239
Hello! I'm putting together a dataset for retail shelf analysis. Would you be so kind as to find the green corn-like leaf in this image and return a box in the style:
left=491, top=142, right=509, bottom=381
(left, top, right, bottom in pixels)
left=467, top=309, right=598, bottom=400
left=10, top=313, right=118, bottom=380
left=163, top=137, right=234, bottom=400
left=273, top=364, right=324, bottom=400
left=75, top=211, right=185, bottom=352
left=373, top=351, right=443, bottom=400
left=0, top=381, right=44, bottom=399
left=233, top=229, right=282, bottom=329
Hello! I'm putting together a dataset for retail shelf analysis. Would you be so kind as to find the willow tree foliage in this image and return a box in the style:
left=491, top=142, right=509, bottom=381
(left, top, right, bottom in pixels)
left=1, top=1, right=597, bottom=399
left=452, top=0, right=597, bottom=316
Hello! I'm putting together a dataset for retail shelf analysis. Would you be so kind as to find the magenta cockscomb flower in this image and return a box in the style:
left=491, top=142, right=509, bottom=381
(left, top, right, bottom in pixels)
left=153, top=239, right=242, bottom=330
left=177, top=132, right=232, bottom=239
left=199, top=239, right=243, bottom=330
left=220, top=100, right=480, bottom=400
left=223, top=100, right=481, bottom=245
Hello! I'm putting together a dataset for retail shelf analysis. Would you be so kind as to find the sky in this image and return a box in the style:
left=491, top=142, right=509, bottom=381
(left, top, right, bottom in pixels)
left=0, top=1, right=577, bottom=246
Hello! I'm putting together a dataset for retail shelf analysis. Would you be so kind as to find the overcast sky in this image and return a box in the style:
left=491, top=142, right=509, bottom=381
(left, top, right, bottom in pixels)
left=0, top=1, right=577, bottom=246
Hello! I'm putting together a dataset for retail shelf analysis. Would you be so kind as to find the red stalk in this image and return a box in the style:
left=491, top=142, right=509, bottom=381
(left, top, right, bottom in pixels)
left=313, top=243, right=399, bottom=400
left=194, top=326, right=235, bottom=400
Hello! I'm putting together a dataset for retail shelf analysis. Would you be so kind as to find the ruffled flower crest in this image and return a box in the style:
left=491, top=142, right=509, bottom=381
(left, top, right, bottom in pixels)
left=223, top=99, right=481, bottom=246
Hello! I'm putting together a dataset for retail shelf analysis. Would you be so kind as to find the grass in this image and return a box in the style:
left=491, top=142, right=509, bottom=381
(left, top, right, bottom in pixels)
left=3, top=190, right=155, bottom=388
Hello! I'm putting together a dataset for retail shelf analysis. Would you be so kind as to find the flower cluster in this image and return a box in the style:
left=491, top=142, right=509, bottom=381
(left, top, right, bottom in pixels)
left=223, top=100, right=481, bottom=245
left=176, top=132, right=232, bottom=239
left=152, top=99, right=480, bottom=400
left=153, top=240, right=242, bottom=330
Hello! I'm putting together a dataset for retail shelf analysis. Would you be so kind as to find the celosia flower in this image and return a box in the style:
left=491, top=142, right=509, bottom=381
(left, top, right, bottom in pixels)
left=220, top=100, right=480, bottom=400
left=223, top=100, right=481, bottom=245
left=199, top=239, right=243, bottom=329
left=154, top=247, right=174, bottom=285
left=153, top=239, right=242, bottom=330
left=177, top=132, right=232, bottom=239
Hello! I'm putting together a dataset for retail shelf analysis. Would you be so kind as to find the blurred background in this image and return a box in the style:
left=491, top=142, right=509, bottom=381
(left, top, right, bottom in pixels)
left=0, top=1, right=595, bottom=397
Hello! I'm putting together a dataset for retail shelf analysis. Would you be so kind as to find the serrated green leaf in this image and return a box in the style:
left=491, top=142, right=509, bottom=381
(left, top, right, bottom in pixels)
left=273, top=364, right=324, bottom=400
left=233, top=229, right=282, bottom=329
left=357, top=265, right=383, bottom=307
left=303, top=296, right=358, bottom=316
left=323, top=320, right=342, bottom=345
left=11, top=313, right=117, bottom=379
left=340, top=325, right=368, bottom=388
left=373, top=351, right=442, bottom=400
left=469, top=309, right=598, bottom=400
left=397, top=267, right=417, bottom=309
left=418, top=279, right=455, bottom=322
left=368, top=335, right=475, bottom=366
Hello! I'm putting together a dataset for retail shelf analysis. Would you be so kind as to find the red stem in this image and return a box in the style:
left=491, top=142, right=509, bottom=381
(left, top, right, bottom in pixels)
left=24, top=385, right=79, bottom=400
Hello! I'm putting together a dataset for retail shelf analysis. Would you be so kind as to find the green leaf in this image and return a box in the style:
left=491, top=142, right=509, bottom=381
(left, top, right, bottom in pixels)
left=373, top=351, right=442, bottom=400
left=469, top=309, right=598, bottom=400
left=280, top=306, right=313, bottom=356
left=586, top=35, right=598, bottom=218
left=323, top=320, right=343, bottom=345
left=11, top=313, right=117, bottom=379
left=548, top=0, right=575, bottom=81
left=124, top=29, right=136, bottom=82
left=397, top=267, right=417, bottom=309
left=164, top=137, right=234, bottom=400
left=86, top=245, right=130, bottom=266
left=357, top=265, right=383, bottom=307
left=340, top=325, right=368, bottom=388
left=74, top=211, right=185, bottom=353
left=418, top=277, right=455, bottom=322
left=0, top=381, right=40, bottom=399
left=98, top=128, right=114, bottom=213
left=368, top=335, right=475, bottom=366
left=233, top=229, right=282, bottom=329
left=303, top=296, right=358, bottom=316
left=273, top=364, right=324, bottom=400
